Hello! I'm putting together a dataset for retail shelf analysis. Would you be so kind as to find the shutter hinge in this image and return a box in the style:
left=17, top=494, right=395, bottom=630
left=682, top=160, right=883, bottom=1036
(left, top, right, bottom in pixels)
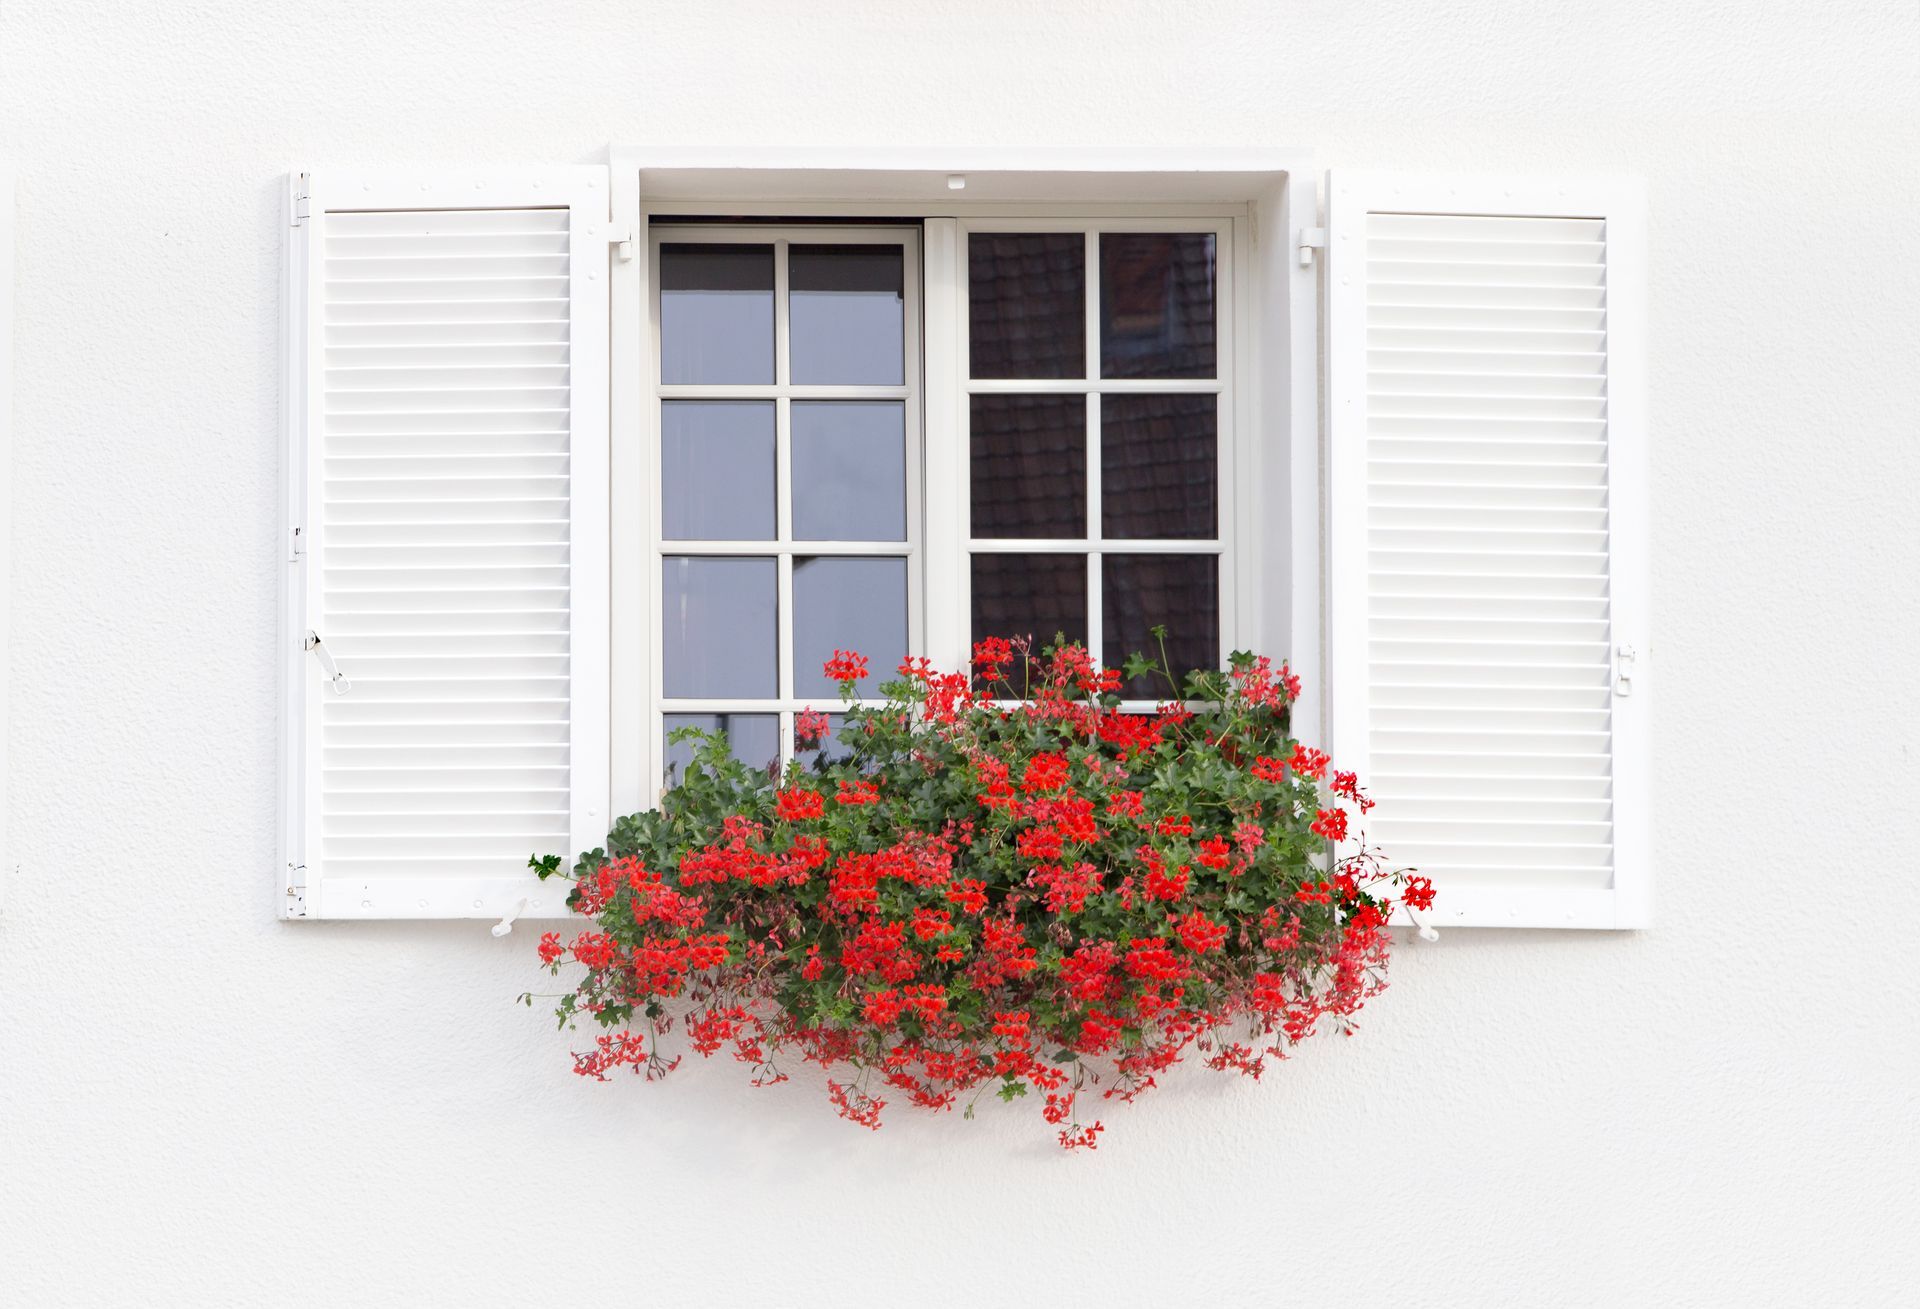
left=291, top=173, right=311, bottom=228
left=285, top=870, right=308, bottom=918
left=289, top=524, right=305, bottom=563
left=1296, top=227, right=1326, bottom=267
left=305, top=630, right=352, bottom=695
left=612, top=222, right=636, bottom=264
left=1614, top=644, right=1637, bottom=697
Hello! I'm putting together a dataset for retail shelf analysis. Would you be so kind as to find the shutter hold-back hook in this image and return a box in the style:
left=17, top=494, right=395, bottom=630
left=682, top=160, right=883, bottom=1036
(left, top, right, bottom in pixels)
left=491, top=898, right=529, bottom=938
left=305, top=630, right=351, bottom=695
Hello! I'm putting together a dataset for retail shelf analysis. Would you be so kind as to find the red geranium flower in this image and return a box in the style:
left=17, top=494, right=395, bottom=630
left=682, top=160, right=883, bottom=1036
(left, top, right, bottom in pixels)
left=1310, top=807, right=1348, bottom=842
left=824, top=649, right=869, bottom=682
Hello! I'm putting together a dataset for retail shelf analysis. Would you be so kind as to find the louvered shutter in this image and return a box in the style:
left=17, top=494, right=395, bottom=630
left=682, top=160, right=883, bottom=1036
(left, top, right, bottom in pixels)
left=280, top=169, right=610, bottom=919
left=1326, top=172, right=1648, bottom=929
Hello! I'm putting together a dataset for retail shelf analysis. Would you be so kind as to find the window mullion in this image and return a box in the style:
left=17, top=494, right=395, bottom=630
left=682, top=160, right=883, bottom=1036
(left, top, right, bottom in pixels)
left=920, top=218, right=970, bottom=672
left=1083, top=228, right=1102, bottom=665
left=773, top=240, right=795, bottom=759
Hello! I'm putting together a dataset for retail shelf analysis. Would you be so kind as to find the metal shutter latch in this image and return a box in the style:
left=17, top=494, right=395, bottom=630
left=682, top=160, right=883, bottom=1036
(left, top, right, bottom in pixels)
left=305, top=630, right=352, bottom=695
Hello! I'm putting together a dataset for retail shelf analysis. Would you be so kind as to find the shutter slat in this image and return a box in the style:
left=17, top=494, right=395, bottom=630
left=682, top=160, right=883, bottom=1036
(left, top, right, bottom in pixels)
left=324, top=746, right=570, bottom=766
left=1371, top=327, right=1608, bottom=353
left=325, top=366, right=570, bottom=389
left=1369, top=304, right=1607, bottom=331
left=1371, top=419, right=1606, bottom=443
left=1366, top=213, right=1607, bottom=242
left=1373, top=773, right=1611, bottom=798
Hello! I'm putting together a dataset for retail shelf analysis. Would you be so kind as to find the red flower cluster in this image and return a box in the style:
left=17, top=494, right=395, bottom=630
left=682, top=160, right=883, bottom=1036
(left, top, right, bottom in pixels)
left=823, top=650, right=869, bottom=683
left=795, top=710, right=831, bottom=746
left=776, top=788, right=825, bottom=822
left=1310, top=808, right=1349, bottom=842
left=532, top=640, right=1428, bottom=1149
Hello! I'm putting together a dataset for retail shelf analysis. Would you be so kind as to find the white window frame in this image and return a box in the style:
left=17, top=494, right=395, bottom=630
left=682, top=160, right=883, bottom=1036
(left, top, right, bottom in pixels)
left=645, top=223, right=925, bottom=787
left=608, top=147, right=1321, bottom=818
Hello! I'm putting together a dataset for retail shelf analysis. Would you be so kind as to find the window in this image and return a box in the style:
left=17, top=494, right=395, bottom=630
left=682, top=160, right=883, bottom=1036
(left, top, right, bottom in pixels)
left=647, top=227, right=922, bottom=780
left=283, top=153, right=1644, bottom=929
left=642, top=219, right=1235, bottom=785
left=962, top=223, right=1231, bottom=701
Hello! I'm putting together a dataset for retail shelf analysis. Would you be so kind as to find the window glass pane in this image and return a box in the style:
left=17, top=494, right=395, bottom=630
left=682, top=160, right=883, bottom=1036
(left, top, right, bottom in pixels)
left=663, top=713, right=780, bottom=781
left=970, top=394, right=1086, bottom=539
left=792, top=402, right=906, bottom=542
left=1102, top=554, right=1219, bottom=698
left=660, top=243, right=775, bottom=384
left=789, top=245, right=905, bottom=385
left=1100, top=394, right=1217, bottom=539
left=969, top=233, right=1085, bottom=379
left=1099, top=233, right=1216, bottom=379
left=970, top=553, right=1088, bottom=657
left=662, top=557, right=777, bottom=698
left=792, top=557, right=908, bottom=698
left=795, top=712, right=855, bottom=769
left=661, top=401, right=775, bottom=540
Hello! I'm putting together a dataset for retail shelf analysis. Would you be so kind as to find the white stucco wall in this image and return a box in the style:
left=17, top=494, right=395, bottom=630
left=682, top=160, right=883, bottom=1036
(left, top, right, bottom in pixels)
left=3, top=2, right=1917, bottom=1304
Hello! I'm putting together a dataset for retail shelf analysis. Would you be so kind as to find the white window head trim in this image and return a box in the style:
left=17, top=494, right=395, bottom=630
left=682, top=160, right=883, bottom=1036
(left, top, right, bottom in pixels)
left=1326, top=171, right=1649, bottom=929
left=279, top=168, right=611, bottom=919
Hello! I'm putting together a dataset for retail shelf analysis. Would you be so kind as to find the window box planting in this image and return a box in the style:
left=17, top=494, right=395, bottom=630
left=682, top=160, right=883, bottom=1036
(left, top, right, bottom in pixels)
left=529, top=638, right=1431, bottom=1149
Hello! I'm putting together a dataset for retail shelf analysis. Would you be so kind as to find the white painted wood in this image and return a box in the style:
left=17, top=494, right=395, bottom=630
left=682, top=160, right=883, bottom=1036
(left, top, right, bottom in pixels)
left=609, top=157, right=648, bottom=818
left=616, top=146, right=1316, bottom=208
left=282, top=168, right=611, bottom=919
left=920, top=218, right=968, bottom=673
left=1277, top=169, right=1323, bottom=747
left=0, top=165, right=12, bottom=913
left=1327, top=171, right=1648, bottom=929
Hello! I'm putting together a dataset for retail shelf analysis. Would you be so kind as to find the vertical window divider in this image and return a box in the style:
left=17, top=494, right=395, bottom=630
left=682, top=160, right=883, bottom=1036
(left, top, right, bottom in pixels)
left=920, top=218, right=968, bottom=672
left=639, top=226, right=664, bottom=809
left=1083, top=229, right=1104, bottom=665
left=1086, top=388, right=1104, bottom=667
left=1214, top=217, right=1239, bottom=672
left=899, top=228, right=929, bottom=683
left=773, top=239, right=795, bottom=754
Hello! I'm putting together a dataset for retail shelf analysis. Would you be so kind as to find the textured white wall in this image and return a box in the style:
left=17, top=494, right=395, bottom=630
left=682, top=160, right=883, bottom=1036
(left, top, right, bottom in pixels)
left=3, top=2, right=1917, bottom=1304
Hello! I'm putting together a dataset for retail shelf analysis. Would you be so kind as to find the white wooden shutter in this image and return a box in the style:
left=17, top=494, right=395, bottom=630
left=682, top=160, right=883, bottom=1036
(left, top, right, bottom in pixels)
left=279, top=169, right=610, bottom=919
left=1326, top=172, right=1647, bottom=929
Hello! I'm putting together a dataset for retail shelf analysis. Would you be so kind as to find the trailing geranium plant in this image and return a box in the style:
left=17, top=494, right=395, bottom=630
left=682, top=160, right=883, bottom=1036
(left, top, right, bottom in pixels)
left=526, top=635, right=1432, bottom=1149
